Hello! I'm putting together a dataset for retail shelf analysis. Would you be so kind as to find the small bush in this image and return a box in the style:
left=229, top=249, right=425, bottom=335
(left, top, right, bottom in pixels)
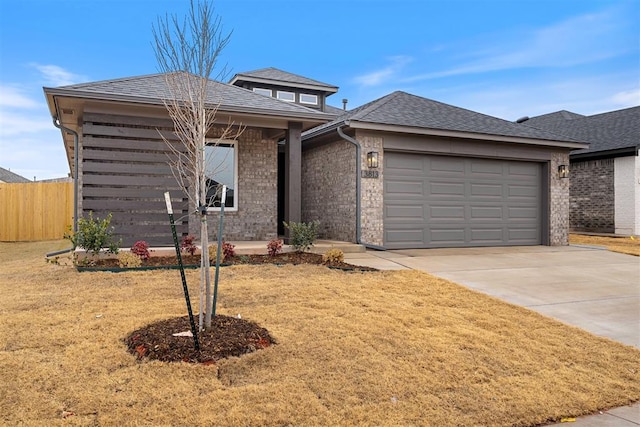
left=323, top=248, right=345, bottom=264
left=181, top=235, right=197, bottom=256
left=222, top=241, right=236, bottom=258
left=65, top=211, right=121, bottom=256
left=283, top=220, right=320, bottom=252
left=130, top=240, right=150, bottom=260
left=208, top=244, right=225, bottom=263
left=118, top=252, right=142, bottom=268
left=267, top=238, right=283, bottom=256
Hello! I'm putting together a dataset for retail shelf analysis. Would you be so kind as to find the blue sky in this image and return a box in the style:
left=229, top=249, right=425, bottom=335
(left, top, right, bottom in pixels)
left=1, top=0, right=638, bottom=180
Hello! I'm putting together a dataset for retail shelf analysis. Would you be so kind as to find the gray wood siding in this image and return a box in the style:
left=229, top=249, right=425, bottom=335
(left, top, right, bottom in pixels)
left=81, top=113, right=188, bottom=246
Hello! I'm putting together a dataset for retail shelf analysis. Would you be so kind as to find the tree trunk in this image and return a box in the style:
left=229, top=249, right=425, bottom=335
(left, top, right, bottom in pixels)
left=202, top=217, right=212, bottom=329
left=198, top=212, right=205, bottom=332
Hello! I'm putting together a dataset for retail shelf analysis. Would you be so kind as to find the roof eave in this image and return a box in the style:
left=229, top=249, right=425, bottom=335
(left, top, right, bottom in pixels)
left=570, top=146, right=639, bottom=161
left=301, top=121, right=345, bottom=140
left=229, top=75, right=339, bottom=94
left=346, top=120, right=590, bottom=150
left=43, top=87, right=332, bottom=123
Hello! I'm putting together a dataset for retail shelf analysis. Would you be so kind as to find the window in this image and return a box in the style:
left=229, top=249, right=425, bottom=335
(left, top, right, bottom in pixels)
left=253, top=87, right=272, bottom=97
left=300, top=93, right=318, bottom=105
left=204, top=140, right=237, bottom=210
left=276, top=90, right=295, bottom=102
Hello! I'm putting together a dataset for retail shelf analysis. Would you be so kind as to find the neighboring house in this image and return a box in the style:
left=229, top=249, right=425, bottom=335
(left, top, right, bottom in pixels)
left=0, top=167, right=31, bottom=183
left=44, top=69, right=587, bottom=249
left=522, top=107, right=640, bottom=235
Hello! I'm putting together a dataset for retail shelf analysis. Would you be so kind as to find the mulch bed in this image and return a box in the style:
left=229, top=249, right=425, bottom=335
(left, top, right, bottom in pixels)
left=125, top=315, right=274, bottom=364
left=92, top=252, right=377, bottom=272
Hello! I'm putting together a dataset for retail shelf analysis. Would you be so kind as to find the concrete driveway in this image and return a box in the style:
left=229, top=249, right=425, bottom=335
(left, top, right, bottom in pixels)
left=347, top=245, right=640, bottom=426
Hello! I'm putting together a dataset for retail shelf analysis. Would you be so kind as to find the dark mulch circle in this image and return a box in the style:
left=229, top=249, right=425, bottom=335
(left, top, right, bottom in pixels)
left=125, top=314, right=275, bottom=364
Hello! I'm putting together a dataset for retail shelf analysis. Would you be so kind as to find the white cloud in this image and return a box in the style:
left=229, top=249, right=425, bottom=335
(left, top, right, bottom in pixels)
left=352, top=56, right=412, bottom=87
left=30, top=64, right=88, bottom=86
left=0, top=77, right=71, bottom=179
left=0, top=130, right=69, bottom=180
left=609, top=89, right=640, bottom=108
left=429, top=72, right=640, bottom=120
left=0, top=85, right=40, bottom=109
left=0, top=110, right=54, bottom=137
left=403, top=7, right=632, bottom=82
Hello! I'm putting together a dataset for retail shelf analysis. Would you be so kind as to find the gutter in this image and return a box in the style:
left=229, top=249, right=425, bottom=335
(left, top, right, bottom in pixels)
left=570, top=145, right=639, bottom=161
left=336, top=126, right=386, bottom=251
left=347, top=120, right=589, bottom=149
left=47, top=113, right=79, bottom=258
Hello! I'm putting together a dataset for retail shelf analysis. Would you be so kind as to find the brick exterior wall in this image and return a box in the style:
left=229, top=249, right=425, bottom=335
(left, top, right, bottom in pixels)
left=550, top=152, right=571, bottom=245
left=569, top=158, right=614, bottom=233
left=301, top=139, right=357, bottom=242
left=201, top=128, right=279, bottom=241
left=357, top=132, right=384, bottom=246
left=301, top=132, right=572, bottom=248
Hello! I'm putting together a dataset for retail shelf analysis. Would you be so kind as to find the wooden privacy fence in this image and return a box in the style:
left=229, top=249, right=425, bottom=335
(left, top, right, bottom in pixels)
left=0, top=182, right=74, bottom=241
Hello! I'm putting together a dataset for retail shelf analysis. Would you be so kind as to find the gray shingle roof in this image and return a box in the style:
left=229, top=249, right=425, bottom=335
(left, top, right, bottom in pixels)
left=324, top=104, right=347, bottom=116
left=522, top=106, right=640, bottom=156
left=523, top=110, right=585, bottom=126
left=0, top=167, right=30, bottom=183
left=305, top=91, right=580, bottom=142
left=46, top=72, right=332, bottom=119
left=230, top=67, right=338, bottom=92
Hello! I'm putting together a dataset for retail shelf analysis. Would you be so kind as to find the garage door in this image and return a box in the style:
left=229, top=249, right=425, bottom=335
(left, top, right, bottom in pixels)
left=384, top=153, right=542, bottom=249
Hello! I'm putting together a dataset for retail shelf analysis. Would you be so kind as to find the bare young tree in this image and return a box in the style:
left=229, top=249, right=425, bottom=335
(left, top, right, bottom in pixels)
left=153, top=0, right=236, bottom=330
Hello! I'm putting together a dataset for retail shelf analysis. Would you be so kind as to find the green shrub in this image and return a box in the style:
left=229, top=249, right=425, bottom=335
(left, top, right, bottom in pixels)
left=322, top=248, right=344, bottom=264
left=65, top=211, right=120, bottom=256
left=118, top=252, right=142, bottom=268
left=283, top=220, right=320, bottom=252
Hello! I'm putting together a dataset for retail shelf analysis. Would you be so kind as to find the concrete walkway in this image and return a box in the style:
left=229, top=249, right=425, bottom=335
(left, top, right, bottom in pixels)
left=344, top=245, right=640, bottom=426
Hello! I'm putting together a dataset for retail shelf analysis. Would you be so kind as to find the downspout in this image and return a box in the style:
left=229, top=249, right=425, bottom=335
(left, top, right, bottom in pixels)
left=336, top=125, right=386, bottom=250
left=47, top=116, right=79, bottom=257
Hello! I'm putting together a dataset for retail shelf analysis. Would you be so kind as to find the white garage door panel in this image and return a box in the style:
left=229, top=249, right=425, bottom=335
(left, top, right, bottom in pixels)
left=384, top=153, right=542, bottom=248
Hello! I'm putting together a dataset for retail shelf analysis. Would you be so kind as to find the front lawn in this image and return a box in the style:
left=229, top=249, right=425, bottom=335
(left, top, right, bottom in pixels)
left=570, top=233, right=640, bottom=256
left=1, top=241, right=638, bottom=426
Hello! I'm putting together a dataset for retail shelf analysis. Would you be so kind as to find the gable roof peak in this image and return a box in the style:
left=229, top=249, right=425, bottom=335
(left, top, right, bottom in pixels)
left=229, top=67, right=338, bottom=93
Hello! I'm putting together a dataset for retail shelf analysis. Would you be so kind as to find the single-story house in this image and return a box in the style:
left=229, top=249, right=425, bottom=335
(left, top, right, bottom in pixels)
left=44, top=68, right=587, bottom=249
left=522, top=107, right=639, bottom=236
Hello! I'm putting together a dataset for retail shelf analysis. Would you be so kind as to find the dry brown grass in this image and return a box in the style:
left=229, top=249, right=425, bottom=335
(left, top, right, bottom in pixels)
left=1, top=240, right=638, bottom=426
left=570, top=233, right=640, bottom=256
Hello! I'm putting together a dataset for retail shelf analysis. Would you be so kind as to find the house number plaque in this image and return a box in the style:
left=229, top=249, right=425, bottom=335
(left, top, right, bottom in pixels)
left=361, top=170, right=379, bottom=179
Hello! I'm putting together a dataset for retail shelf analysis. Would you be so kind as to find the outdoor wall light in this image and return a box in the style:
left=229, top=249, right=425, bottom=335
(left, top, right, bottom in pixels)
left=558, top=164, right=569, bottom=179
left=367, top=151, right=379, bottom=169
